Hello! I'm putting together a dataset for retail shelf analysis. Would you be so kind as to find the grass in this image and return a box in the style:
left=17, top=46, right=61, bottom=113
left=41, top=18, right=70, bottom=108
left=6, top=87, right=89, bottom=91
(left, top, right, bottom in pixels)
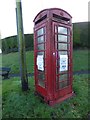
left=1, top=49, right=89, bottom=118
left=2, top=74, right=89, bottom=118
left=73, top=49, right=89, bottom=71
left=2, top=51, right=34, bottom=73
left=1, top=49, right=90, bottom=74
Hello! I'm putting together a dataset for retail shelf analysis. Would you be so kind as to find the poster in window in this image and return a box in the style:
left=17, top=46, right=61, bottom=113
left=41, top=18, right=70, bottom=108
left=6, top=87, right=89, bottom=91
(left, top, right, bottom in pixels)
left=37, top=55, right=44, bottom=71
left=60, top=55, right=68, bottom=71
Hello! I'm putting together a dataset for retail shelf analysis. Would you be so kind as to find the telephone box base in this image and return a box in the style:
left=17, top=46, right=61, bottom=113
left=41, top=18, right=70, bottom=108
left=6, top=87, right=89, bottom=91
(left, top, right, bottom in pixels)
left=35, top=91, right=75, bottom=106
left=48, top=92, right=75, bottom=106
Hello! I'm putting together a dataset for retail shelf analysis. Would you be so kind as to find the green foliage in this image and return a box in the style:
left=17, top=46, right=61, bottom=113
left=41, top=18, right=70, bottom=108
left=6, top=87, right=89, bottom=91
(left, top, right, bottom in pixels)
left=73, top=24, right=81, bottom=47
left=1, top=22, right=89, bottom=54
left=1, top=34, right=33, bottom=54
left=25, top=34, right=33, bottom=51
left=73, top=22, right=89, bottom=48
left=2, top=36, right=18, bottom=54
left=2, top=74, right=89, bottom=118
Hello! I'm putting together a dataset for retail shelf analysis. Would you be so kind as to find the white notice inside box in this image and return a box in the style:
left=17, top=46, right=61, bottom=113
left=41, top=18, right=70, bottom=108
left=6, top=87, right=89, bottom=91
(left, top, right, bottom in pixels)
left=60, top=55, right=68, bottom=72
left=37, top=55, right=44, bottom=71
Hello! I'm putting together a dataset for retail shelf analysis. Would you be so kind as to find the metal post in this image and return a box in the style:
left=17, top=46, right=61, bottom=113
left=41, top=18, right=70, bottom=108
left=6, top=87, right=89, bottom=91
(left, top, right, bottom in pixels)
left=16, top=0, right=29, bottom=91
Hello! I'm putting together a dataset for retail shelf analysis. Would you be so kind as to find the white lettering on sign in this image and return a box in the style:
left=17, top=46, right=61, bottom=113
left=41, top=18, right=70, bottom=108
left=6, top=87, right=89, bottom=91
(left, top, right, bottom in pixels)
left=37, top=55, right=44, bottom=71
left=60, top=55, right=68, bottom=71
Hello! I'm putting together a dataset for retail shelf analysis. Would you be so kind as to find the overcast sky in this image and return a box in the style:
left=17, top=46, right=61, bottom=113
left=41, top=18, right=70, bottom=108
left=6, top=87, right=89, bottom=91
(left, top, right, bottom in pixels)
left=0, top=0, right=89, bottom=39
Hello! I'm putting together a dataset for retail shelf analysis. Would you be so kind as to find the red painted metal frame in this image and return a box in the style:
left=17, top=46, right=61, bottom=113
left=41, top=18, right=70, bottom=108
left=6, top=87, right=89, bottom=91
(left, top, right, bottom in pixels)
left=33, top=8, right=74, bottom=106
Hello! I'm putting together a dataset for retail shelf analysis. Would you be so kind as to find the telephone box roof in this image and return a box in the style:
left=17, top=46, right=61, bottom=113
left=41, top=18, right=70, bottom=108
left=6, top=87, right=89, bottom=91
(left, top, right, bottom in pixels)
left=33, top=8, right=72, bottom=22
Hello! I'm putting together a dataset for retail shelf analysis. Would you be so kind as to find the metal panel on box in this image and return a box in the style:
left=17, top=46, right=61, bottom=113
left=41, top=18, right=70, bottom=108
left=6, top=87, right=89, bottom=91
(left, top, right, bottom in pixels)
left=33, top=8, right=74, bottom=106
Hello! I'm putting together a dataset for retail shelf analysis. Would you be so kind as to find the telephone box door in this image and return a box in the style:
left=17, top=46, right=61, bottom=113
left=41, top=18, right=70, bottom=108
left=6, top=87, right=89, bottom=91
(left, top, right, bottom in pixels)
left=53, top=22, right=73, bottom=99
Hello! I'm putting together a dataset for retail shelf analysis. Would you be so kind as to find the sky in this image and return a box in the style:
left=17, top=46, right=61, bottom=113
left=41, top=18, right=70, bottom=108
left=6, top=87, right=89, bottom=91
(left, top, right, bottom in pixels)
left=0, top=0, right=89, bottom=39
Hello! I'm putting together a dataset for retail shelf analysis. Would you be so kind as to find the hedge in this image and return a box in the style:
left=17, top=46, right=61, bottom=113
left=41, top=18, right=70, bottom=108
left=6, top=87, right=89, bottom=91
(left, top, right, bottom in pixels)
left=73, top=22, right=89, bottom=48
left=1, top=22, right=89, bottom=54
left=2, top=34, right=33, bottom=54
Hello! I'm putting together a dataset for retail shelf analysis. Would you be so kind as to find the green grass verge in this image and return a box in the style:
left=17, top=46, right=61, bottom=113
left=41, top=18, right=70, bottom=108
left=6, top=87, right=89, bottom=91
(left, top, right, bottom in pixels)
left=73, top=50, right=89, bottom=71
left=2, top=51, right=34, bottom=73
left=2, top=74, right=89, bottom=118
left=1, top=50, right=90, bottom=73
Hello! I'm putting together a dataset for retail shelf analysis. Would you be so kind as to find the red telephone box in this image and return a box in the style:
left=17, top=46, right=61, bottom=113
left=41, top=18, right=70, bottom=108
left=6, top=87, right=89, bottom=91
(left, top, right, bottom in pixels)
left=33, top=8, right=74, bottom=106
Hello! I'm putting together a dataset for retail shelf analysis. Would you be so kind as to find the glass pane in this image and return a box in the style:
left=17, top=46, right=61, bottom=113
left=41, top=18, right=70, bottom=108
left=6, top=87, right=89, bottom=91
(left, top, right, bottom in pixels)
left=38, top=71, right=45, bottom=79
left=38, top=44, right=44, bottom=50
left=68, top=43, right=70, bottom=50
left=58, top=51, right=67, bottom=55
left=58, top=27, right=67, bottom=34
left=56, top=67, right=68, bottom=75
left=59, top=74, right=68, bottom=81
left=37, top=28, right=44, bottom=36
left=38, top=71, right=45, bottom=88
left=58, top=35, right=67, bottom=42
left=37, top=36, right=44, bottom=43
left=37, top=51, right=44, bottom=56
left=59, top=81, right=68, bottom=89
left=58, top=43, right=67, bottom=50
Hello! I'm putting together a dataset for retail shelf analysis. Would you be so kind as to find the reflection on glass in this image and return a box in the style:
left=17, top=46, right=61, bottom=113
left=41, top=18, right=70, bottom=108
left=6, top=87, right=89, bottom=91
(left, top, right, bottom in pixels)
left=37, top=51, right=44, bottom=56
left=58, top=27, right=67, bottom=34
left=37, top=36, right=44, bottom=43
left=58, top=43, right=67, bottom=50
left=38, top=71, right=45, bottom=80
left=38, top=71, right=45, bottom=88
left=59, top=81, right=68, bottom=89
left=59, top=74, right=68, bottom=81
left=68, top=44, right=70, bottom=50
left=58, top=51, right=67, bottom=55
left=67, top=36, right=70, bottom=42
left=38, top=44, right=44, bottom=50
left=58, top=35, right=67, bottom=42
left=37, top=28, right=44, bottom=36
